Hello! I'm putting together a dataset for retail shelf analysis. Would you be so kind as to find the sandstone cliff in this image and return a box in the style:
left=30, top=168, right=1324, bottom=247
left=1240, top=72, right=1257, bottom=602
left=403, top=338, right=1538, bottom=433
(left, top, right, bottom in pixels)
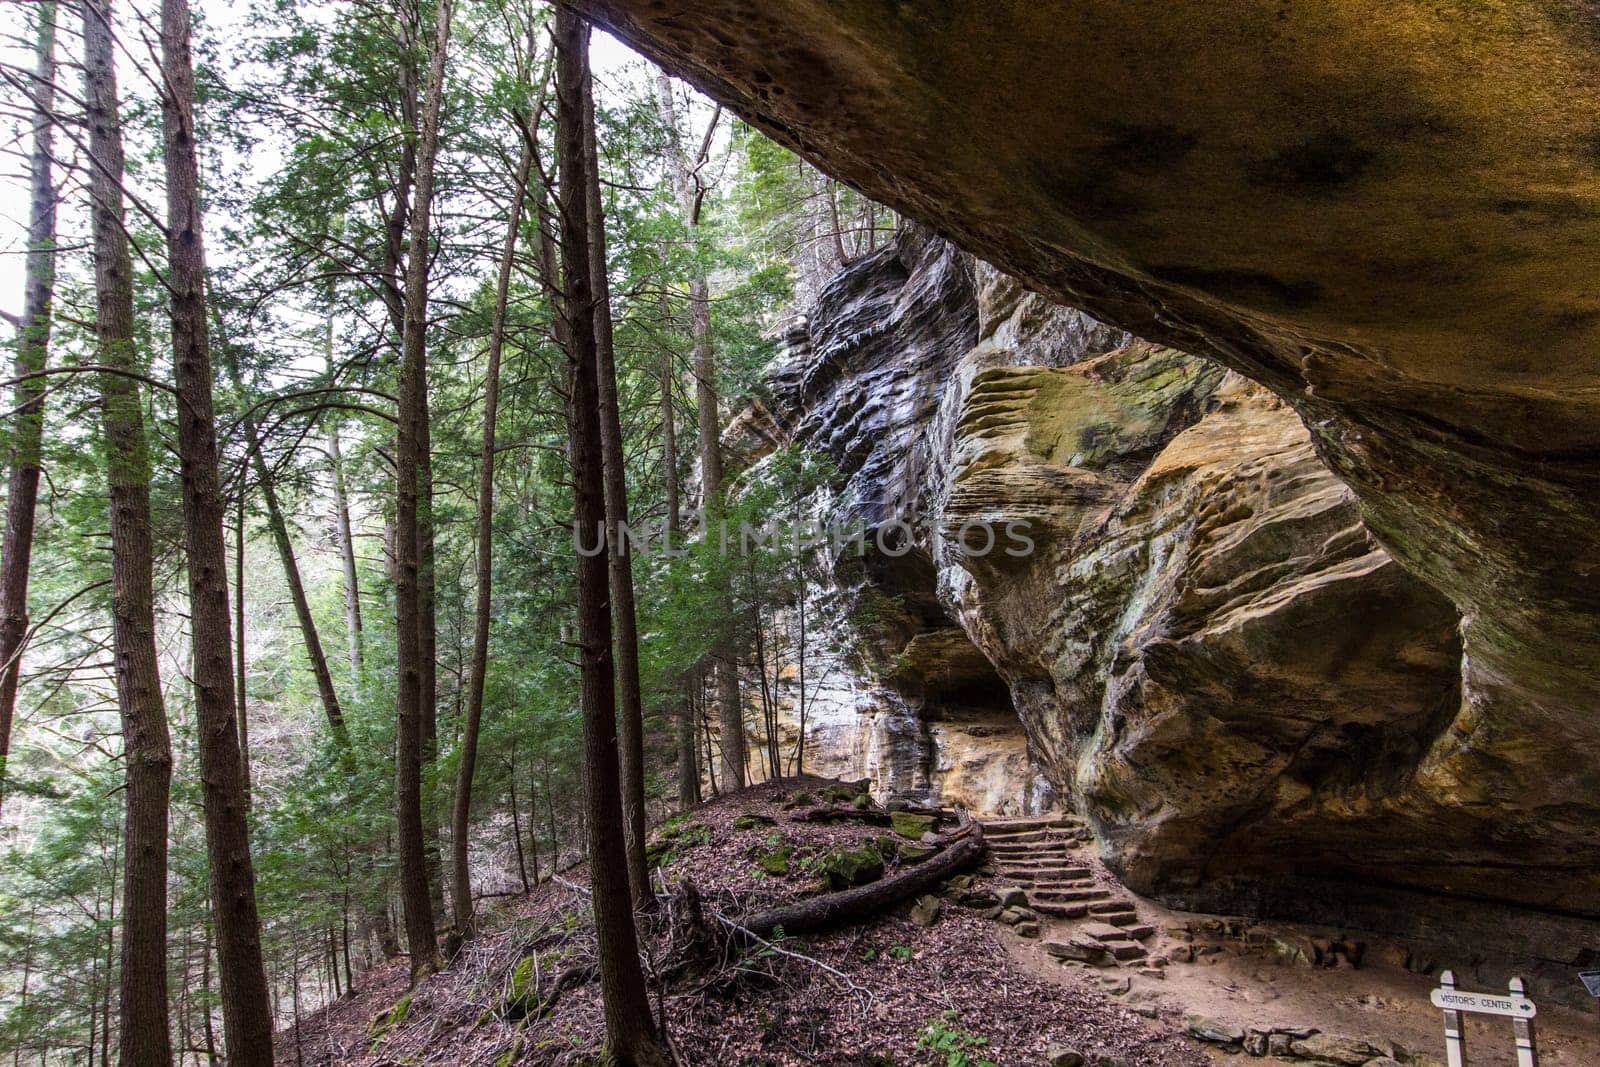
left=737, top=228, right=1597, bottom=993
left=575, top=0, right=1600, bottom=935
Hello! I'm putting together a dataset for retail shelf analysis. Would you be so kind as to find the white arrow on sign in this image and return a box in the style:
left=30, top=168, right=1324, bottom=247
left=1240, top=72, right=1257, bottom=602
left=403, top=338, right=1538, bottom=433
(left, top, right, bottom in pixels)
left=1430, top=987, right=1538, bottom=1018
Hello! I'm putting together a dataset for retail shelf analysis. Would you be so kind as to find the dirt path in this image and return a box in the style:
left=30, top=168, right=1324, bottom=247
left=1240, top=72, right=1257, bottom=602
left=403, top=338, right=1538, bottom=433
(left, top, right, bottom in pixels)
left=976, top=816, right=1600, bottom=1066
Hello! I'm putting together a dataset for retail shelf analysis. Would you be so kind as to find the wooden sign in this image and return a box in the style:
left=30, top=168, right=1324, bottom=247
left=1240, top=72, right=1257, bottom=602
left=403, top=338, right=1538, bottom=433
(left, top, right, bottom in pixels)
left=1430, top=985, right=1537, bottom=1018
left=1433, top=971, right=1538, bottom=1067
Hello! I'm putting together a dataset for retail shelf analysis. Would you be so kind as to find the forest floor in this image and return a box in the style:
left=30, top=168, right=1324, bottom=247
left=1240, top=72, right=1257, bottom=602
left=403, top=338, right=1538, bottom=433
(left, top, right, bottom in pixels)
left=278, top=779, right=1600, bottom=1066
left=279, top=777, right=1204, bottom=1066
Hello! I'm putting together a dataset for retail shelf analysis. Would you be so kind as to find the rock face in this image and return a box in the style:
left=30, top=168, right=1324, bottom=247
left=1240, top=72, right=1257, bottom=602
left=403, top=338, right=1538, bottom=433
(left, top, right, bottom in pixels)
left=740, top=228, right=1599, bottom=992
left=750, top=230, right=1053, bottom=817
left=574, top=0, right=1600, bottom=922
left=938, top=329, right=1465, bottom=901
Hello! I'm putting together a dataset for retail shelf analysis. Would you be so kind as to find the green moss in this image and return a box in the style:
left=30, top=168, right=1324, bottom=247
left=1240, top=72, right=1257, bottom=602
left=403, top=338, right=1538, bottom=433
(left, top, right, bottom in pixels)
left=820, top=782, right=868, bottom=804
left=368, top=992, right=413, bottom=1046
left=754, top=846, right=793, bottom=876
left=815, top=844, right=884, bottom=890
left=646, top=819, right=710, bottom=868
left=890, top=811, right=936, bottom=839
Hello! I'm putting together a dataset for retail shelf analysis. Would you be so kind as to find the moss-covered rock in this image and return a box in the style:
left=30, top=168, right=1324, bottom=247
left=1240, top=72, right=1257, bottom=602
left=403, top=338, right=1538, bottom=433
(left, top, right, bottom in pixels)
left=820, top=781, right=870, bottom=805
left=502, top=956, right=538, bottom=1019
left=815, top=844, right=884, bottom=890
left=890, top=811, right=936, bottom=840
left=754, top=846, right=794, bottom=876
left=646, top=818, right=710, bottom=868
left=368, top=992, right=413, bottom=1046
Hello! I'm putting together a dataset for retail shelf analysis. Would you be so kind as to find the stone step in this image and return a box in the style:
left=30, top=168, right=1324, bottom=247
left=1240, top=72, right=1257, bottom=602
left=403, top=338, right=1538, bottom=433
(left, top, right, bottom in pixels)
left=995, top=861, right=1091, bottom=875
left=990, top=837, right=1078, bottom=852
left=1032, top=901, right=1091, bottom=919
left=1043, top=939, right=1107, bottom=963
left=1007, top=878, right=1098, bottom=891
left=1087, top=899, right=1134, bottom=914
left=980, top=828, right=1073, bottom=845
left=981, top=816, right=1084, bottom=833
left=1035, top=887, right=1112, bottom=903
left=995, top=854, right=1087, bottom=864
left=993, top=856, right=1082, bottom=867
left=1098, top=911, right=1139, bottom=927
left=998, top=871, right=1094, bottom=884
left=989, top=845, right=1081, bottom=859
left=1106, top=941, right=1148, bottom=961
left=1081, top=922, right=1135, bottom=942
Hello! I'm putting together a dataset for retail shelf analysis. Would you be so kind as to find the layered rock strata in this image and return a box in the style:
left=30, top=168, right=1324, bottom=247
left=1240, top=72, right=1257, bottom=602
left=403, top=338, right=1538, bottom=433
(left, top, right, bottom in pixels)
left=576, top=0, right=1600, bottom=926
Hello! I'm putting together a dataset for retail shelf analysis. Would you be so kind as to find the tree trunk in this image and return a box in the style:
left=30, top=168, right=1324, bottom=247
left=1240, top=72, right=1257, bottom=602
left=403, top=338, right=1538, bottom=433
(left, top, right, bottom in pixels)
left=82, top=4, right=175, bottom=1063
left=827, top=180, right=850, bottom=266
left=227, top=353, right=351, bottom=752
left=201, top=918, right=218, bottom=1065
left=394, top=0, right=451, bottom=983
left=159, top=0, right=275, bottom=1058
left=452, top=85, right=535, bottom=937
left=554, top=15, right=670, bottom=1063
left=328, top=401, right=363, bottom=677
left=509, top=762, right=530, bottom=893
left=543, top=758, right=560, bottom=873
left=420, top=405, right=445, bottom=924
left=656, top=292, right=698, bottom=811
left=741, top=826, right=985, bottom=939
left=655, top=73, right=745, bottom=791
left=795, top=578, right=807, bottom=777
left=584, top=70, right=650, bottom=909
left=0, top=1, right=57, bottom=817
left=235, top=492, right=250, bottom=805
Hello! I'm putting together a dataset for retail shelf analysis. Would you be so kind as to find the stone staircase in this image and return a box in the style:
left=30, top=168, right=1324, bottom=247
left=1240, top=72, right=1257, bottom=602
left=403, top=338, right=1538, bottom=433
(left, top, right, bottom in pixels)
left=981, top=814, right=1155, bottom=966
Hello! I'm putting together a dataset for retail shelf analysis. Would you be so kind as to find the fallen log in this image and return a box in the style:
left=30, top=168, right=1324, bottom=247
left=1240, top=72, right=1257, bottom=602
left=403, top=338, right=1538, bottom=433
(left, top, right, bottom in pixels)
left=738, top=819, right=986, bottom=940
left=787, top=806, right=893, bottom=826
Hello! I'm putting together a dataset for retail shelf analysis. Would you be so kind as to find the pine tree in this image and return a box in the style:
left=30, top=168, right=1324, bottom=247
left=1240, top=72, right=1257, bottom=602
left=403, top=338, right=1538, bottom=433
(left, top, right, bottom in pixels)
left=83, top=1, right=175, bottom=1060
left=554, top=12, right=670, bottom=1063
left=158, top=0, right=275, bottom=1056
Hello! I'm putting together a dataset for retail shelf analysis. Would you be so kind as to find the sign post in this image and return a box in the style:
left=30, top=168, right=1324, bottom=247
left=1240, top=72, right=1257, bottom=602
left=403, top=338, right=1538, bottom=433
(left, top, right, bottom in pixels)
left=1429, top=970, right=1539, bottom=1067
left=1437, top=971, right=1466, bottom=1067
left=1578, top=970, right=1600, bottom=1028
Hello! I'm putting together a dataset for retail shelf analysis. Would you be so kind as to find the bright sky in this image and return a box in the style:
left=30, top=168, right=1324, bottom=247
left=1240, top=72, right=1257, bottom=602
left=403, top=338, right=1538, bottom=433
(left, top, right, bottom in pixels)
left=0, top=2, right=655, bottom=323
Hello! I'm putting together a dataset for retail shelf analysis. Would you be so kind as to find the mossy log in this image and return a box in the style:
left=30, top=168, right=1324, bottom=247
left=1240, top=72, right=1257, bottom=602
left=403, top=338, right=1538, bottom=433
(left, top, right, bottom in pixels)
left=738, top=820, right=985, bottom=939
left=787, top=805, right=894, bottom=826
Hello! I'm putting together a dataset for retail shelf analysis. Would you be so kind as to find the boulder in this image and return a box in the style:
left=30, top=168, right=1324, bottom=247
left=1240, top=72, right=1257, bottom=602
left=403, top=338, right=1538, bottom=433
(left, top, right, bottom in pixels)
left=1044, top=938, right=1108, bottom=963
left=997, top=886, right=1029, bottom=908
left=890, top=811, right=936, bottom=840
left=1185, top=1015, right=1244, bottom=1045
left=958, top=888, right=1000, bottom=909
left=1046, top=1046, right=1084, bottom=1067
left=909, top=894, right=942, bottom=927
left=816, top=845, right=884, bottom=891
left=1287, top=1034, right=1386, bottom=1066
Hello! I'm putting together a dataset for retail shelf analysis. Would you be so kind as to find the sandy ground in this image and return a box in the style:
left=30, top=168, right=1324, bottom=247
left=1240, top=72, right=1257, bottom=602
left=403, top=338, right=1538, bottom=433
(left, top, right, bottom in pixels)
left=990, top=844, right=1600, bottom=1067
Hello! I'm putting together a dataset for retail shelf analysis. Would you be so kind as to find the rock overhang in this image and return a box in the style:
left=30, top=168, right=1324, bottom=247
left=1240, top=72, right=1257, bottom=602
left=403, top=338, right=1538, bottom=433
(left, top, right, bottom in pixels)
left=579, top=0, right=1600, bottom=933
